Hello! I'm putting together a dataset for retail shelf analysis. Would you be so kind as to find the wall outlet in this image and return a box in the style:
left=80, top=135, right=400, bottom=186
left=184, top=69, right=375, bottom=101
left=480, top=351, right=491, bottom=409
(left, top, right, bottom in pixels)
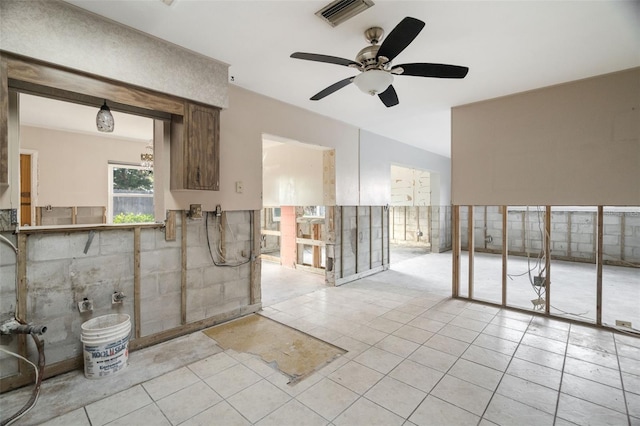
left=534, top=276, right=546, bottom=287
left=236, top=181, right=244, bottom=193
left=616, top=320, right=632, bottom=328
left=189, top=204, right=203, bottom=219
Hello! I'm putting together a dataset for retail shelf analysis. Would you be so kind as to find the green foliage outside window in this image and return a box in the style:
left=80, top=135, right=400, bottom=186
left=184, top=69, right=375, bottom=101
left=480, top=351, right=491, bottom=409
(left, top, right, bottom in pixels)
left=113, top=212, right=155, bottom=223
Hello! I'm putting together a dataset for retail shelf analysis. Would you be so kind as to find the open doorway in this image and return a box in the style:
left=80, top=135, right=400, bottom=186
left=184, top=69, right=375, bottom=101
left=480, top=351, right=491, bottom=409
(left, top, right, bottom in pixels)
left=260, top=135, right=334, bottom=305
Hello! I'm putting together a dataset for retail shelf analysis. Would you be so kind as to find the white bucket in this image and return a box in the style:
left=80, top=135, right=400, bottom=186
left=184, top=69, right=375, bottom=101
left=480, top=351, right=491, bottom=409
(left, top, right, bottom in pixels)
left=81, top=314, right=131, bottom=379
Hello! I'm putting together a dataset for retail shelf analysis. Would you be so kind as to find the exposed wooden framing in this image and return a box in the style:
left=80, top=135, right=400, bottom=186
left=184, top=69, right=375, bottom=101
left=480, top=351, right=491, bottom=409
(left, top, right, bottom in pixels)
left=5, top=54, right=184, bottom=116
left=165, top=211, right=176, bottom=241
left=340, top=207, right=344, bottom=279
left=596, top=206, right=604, bottom=325
left=19, top=222, right=162, bottom=234
left=369, top=206, right=373, bottom=270
left=620, top=213, right=626, bottom=262
left=427, top=206, right=432, bottom=246
left=452, top=205, right=460, bottom=297
left=502, top=206, right=508, bottom=306
left=0, top=54, right=8, bottom=185
left=567, top=212, right=572, bottom=258
left=468, top=207, right=474, bottom=298
left=544, top=207, right=551, bottom=315
left=71, top=206, right=77, bottom=224
left=483, top=206, right=488, bottom=249
left=16, top=234, right=28, bottom=378
left=521, top=211, right=526, bottom=252
left=355, top=206, right=359, bottom=274
left=295, top=237, right=325, bottom=247
left=250, top=210, right=262, bottom=305
left=35, top=207, right=42, bottom=226
left=592, top=211, right=598, bottom=262
left=261, top=229, right=281, bottom=236
left=403, top=206, right=407, bottom=241
left=181, top=211, right=187, bottom=324
left=133, top=227, right=141, bottom=338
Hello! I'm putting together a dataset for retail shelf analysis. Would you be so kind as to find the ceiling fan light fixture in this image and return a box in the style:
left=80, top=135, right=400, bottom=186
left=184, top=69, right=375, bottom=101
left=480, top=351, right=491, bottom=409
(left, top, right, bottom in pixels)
left=96, top=100, right=114, bottom=133
left=353, top=70, right=393, bottom=95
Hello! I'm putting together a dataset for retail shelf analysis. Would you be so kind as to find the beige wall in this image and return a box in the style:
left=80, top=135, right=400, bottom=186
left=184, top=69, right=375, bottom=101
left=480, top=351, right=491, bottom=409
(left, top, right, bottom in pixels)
left=451, top=68, right=640, bottom=206
left=20, top=126, right=149, bottom=207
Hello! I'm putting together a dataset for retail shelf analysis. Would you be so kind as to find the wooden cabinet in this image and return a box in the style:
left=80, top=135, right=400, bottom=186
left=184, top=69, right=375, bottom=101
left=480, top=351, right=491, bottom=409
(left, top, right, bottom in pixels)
left=170, top=102, right=220, bottom=190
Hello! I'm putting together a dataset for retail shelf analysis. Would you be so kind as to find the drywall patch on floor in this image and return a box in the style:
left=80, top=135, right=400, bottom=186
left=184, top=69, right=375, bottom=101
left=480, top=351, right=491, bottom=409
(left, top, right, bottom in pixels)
left=203, top=314, right=345, bottom=383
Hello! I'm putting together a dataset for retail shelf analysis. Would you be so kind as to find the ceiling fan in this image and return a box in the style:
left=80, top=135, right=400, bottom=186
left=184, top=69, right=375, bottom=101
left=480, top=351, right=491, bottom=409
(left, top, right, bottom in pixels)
left=290, top=17, right=469, bottom=107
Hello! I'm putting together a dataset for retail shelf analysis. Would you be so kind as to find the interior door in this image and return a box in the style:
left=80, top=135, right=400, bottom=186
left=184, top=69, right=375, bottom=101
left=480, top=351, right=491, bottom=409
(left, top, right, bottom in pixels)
left=20, top=154, right=32, bottom=226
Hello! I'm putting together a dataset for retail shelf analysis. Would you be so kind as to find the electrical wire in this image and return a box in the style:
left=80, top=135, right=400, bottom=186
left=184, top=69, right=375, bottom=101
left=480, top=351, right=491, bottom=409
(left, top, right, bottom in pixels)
left=0, top=333, right=45, bottom=426
left=205, top=211, right=252, bottom=267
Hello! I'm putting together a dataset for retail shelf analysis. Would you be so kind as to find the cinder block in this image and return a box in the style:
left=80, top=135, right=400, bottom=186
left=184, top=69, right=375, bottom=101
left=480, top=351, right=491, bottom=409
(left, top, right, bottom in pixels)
left=100, top=230, right=134, bottom=255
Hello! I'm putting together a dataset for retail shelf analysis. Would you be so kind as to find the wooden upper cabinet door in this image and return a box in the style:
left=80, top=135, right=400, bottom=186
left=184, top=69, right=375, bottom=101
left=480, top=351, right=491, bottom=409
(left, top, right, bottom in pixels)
left=171, top=102, right=220, bottom=191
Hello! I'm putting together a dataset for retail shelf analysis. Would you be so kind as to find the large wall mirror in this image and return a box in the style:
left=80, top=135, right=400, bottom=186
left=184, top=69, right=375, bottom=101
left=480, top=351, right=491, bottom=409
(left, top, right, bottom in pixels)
left=17, top=93, right=157, bottom=226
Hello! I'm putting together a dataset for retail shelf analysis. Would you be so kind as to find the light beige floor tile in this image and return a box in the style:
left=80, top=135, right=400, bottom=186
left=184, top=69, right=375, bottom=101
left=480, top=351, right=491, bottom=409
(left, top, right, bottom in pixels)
left=430, top=375, right=493, bottom=416
left=226, top=379, right=291, bottom=423
left=408, top=316, right=446, bottom=332
left=296, top=378, right=359, bottom=421
left=367, top=316, right=403, bottom=333
left=180, top=401, right=250, bottom=426
left=461, top=345, right=511, bottom=371
left=333, top=397, right=404, bottom=426
left=188, top=352, right=238, bottom=379
left=374, top=334, right=420, bottom=358
left=482, top=324, right=525, bottom=342
left=256, top=399, right=328, bottom=426
left=39, top=408, right=90, bottom=426
left=566, top=344, right=619, bottom=369
left=618, top=342, right=640, bottom=361
left=553, top=417, right=581, bottom=426
left=239, top=355, right=279, bottom=377
left=424, top=334, right=470, bottom=357
left=527, top=324, right=569, bottom=342
left=563, top=357, right=622, bottom=389
left=353, top=347, right=403, bottom=374
left=364, top=376, right=427, bottom=418
left=266, top=369, right=324, bottom=397
left=380, top=310, right=416, bottom=324
left=568, top=330, right=616, bottom=354
left=394, top=303, right=428, bottom=316
left=514, top=344, right=565, bottom=370
left=388, top=359, right=443, bottom=393
left=473, top=334, right=519, bottom=356
left=156, top=380, right=222, bottom=425
left=465, top=304, right=500, bottom=315
left=391, top=324, right=434, bottom=344
left=346, top=324, right=388, bottom=345
left=556, top=393, right=629, bottom=425
left=496, top=309, right=533, bottom=323
left=615, top=333, right=640, bottom=349
left=448, top=358, right=503, bottom=391
left=204, top=363, right=262, bottom=398
left=438, top=323, right=481, bottom=343
left=409, top=395, right=480, bottom=426
left=626, top=391, right=640, bottom=418
left=561, top=373, right=626, bottom=413
left=520, top=333, right=567, bottom=355
left=105, top=403, right=170, bottom=426
left=449, top=315, right=489, bottom=332
left=408, top=345, right=458, bottom=372
left=507, top=358, right=562, bottom=390
left=623, top=372, right=640, bottom=394
left=496, top=374, right=559, bottom=415
left=85, top=385, right=153, bottom=426
left=332, top=335, right=370, bottom=358
left=457, top=308, right=496, bottom=323
left=484, top=393, right=554, bottom=426
left=315, top=354, right=350, bottom=376
left=490, top=315, right=531, bottom=331
left=328, top=360, right=383, bottom=394
left=620, top=355, right=640, bottom=377
left=142, top=366, right=200, bottom=401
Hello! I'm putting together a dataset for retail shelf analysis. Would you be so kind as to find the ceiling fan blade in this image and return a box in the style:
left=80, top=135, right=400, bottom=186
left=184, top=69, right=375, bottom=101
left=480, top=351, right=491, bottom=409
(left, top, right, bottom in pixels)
left=376, top=17, right=425, bottom=62
left=393, top=63, right=469, bottom=79
left=291, top=52, right=360, bottom=68
left=378, top=85, right=399, bottom=107
left=310, top=77, right=354, bottom=101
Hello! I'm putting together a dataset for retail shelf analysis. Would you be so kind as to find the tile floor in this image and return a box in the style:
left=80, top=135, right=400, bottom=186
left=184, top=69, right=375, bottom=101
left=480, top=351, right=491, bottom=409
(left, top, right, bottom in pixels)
left=2, top=253, right=639, bottom=425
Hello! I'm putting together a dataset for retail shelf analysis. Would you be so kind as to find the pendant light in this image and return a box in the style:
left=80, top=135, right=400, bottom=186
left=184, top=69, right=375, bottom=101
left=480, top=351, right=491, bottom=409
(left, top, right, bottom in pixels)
left=96, top=100, right=114, bottom=132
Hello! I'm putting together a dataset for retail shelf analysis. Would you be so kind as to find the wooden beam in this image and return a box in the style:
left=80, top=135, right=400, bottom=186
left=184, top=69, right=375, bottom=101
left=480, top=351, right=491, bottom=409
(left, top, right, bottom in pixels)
left=468, top=207, right=474, bottom=299
left=250, top=210, right=262, bottom=305
left=502, top=206, right=508, bottom=306
left=596, top=206, right=603, bottom=325
left=544, top=207, right=551, bottom=315
left=133, top=227, right=141, bottom=338
left=165, top=210, right=176, bottom=241
left=369, top=206, right=373, bottom=270
left=6, top=54, right=184, bottom=115
left=181, top=211, right=187, bottom=325
left=452, top=205, right=460, bottom=297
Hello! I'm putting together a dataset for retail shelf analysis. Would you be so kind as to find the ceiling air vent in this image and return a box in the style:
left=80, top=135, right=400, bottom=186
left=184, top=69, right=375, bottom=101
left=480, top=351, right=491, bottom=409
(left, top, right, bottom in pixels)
left=315, top=0, right=375, bottom=27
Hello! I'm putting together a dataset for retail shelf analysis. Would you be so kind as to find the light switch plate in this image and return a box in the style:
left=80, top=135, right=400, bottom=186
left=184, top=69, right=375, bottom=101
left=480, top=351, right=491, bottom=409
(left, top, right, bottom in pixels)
left=236, top=181, right=244, bottom=193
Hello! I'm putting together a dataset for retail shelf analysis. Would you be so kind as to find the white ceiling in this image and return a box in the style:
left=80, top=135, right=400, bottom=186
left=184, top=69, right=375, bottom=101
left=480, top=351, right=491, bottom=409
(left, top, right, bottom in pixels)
left=63, top=0, right=639, bottom=157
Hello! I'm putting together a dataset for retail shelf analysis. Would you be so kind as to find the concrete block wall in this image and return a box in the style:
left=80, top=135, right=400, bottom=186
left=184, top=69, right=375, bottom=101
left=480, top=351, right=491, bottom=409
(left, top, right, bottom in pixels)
left=326, top=206, right=389, bottom=286
left=430, top=205, right=452, bottom=253
left=0, top=209, right=256, bottom=384
left=390, top=206, right=430, bottom=246
left=459, top=207, right=640, bottom=265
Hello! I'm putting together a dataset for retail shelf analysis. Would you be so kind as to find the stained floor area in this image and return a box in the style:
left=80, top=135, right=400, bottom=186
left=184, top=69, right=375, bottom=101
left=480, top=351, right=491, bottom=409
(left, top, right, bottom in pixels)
left=1, top=251, right=639, bottom=425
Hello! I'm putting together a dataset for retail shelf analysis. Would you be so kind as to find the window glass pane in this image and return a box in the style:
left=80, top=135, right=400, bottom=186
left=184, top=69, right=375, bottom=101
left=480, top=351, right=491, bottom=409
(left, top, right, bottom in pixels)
left=110, top=165, right=154, bottom=223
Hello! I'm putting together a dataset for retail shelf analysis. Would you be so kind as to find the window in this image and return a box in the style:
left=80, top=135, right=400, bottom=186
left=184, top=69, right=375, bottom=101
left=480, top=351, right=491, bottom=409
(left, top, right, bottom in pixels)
left=107, top=164, right=154, bottom=224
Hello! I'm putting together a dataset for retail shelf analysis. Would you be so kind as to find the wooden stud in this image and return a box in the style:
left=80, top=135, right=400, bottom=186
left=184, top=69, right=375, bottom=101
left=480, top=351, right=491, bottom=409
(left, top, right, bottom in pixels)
left=133, top=227, right=141, bottom=338
left=165, top=210, right=176, bottom=241
left=181, top=211, right=187, bottom=324
left=596, top=206, right=603, bottom=325
left=545, top=207, right=551, bottom=315
left=71, top=206, right=77, bottom=225
left=16, top=234, right=28, bottom=377
left=355, top=206, right=359, bottom=273
left=452, top=205, right=460, bottom=297
left=620, top=212, right=625, bottom=262
left=250, top=210, right=262, bottom=305
left=567, top=211, right=573, bottom=258
left=369, top=206, right=373, bottom=270
left=340, top=207, right=344, bottom=279
left=502, top=206, right=508, bottom=306
left=468, top=207, right=474, bottom=299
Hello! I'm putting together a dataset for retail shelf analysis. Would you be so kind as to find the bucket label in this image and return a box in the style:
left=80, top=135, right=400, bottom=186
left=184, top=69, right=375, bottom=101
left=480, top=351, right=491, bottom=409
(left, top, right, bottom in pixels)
left=83, top=335, right=130, bottom=379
